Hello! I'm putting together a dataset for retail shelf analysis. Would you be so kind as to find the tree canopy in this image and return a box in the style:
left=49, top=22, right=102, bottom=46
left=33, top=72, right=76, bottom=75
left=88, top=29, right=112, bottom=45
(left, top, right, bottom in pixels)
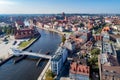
left=61, top=35, right=66, bottom=44
left=91, top=48, right=100, bottom=56
left=1, top=26, right=15, bottom=35
left=45, top=69, right=54, bottom=80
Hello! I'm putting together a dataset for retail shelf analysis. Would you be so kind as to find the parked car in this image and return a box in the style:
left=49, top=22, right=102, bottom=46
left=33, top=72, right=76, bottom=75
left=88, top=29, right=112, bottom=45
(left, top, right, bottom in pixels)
left=5, top=41, right=8, bottom=44
left=13, top=41, right=17, bottom=45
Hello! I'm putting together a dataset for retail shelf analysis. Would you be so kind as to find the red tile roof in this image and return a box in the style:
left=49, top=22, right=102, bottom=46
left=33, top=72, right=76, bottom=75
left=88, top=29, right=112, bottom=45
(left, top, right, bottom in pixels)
left=102, top=26, right=110, bottom=32
left=14, top=28, right=35, bottom=39
left=16, top=21, right=24, bottom=26
left=70, top=62, right=90, bottom=76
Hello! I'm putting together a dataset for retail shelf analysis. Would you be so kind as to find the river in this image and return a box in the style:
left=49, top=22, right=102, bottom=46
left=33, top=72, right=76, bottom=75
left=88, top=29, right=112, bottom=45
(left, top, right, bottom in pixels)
left=0, top=29, right=61, bottom=80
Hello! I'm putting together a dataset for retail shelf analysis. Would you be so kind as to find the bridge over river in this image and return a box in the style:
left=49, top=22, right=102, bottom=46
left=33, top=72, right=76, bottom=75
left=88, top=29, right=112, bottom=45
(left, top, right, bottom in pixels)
left=8, top=48, right=51, bottom=59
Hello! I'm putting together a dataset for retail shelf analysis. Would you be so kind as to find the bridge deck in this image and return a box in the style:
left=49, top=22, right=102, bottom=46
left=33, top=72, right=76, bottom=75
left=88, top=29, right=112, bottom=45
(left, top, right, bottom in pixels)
left=8, top=48, right=51, bottom=59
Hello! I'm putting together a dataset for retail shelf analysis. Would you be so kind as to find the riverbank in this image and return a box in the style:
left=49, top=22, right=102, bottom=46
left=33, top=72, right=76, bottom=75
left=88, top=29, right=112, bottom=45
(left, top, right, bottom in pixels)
left=38, top=27, right=72, bottom=36
left=18, top=35, right=40, bottom=50
left=37, top=27, right=65, bottom=80
left=0, top=55, right=14, bottom=66
left=0, top=33, right=40, bottom=64
left=37, top=60, right=51, bottom=80
left=0, top=28, right=62, bottom=80
left=39, top=27, right=64, bottom=35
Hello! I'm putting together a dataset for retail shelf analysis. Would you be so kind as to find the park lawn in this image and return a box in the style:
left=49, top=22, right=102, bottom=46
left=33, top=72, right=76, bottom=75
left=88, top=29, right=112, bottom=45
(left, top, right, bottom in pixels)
left=63, top=31, right=73, bottom=35
left=18, top=38, right=36, bottom=49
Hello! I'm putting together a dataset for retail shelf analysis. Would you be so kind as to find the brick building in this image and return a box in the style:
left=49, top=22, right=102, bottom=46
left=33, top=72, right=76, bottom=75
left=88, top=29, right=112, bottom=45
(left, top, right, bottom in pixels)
left=93, top=34, right=103, bottom=41
left=14, top=21, right=39, bottom=39
left=69, top=62, right=90, bottom=80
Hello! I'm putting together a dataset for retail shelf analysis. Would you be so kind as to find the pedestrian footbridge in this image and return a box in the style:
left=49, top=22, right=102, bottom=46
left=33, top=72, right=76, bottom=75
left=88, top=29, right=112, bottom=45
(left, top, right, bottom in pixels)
left=8, top=48, right=51, bottom=59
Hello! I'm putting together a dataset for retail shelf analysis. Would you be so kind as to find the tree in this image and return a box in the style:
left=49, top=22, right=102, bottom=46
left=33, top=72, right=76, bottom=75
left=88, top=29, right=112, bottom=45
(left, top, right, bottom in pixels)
left=80, top=23, right=84, bottom=27
left=45, top=69, right=54, bottom=80
left=3, top=26, right=7, bottom=33
left=89, top=48, right=100, bottom=66
left=6, top=28, right=11, bottom=35
left=11, top=28, right=15, bottom=35
left=78, top=23, right=85, bottom=28
left=91, top=48, right=100, bottom=56
left=45, top=77, right=54, bottom=80
left=88, top=56, right=98, bottom=66
left=62, top=35, right=66, bottom=44
left=0, top=27, right=3, bottom=34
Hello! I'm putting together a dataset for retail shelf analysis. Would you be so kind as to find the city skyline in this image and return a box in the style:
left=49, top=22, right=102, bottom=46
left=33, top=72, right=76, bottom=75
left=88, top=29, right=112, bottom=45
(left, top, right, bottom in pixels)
left=0, top=0, right=120, bottom=14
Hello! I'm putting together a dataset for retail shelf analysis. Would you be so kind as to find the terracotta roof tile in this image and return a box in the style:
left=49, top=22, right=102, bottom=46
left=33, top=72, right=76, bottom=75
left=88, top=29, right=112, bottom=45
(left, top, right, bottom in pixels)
left=70, top=62, right=90, bottom=76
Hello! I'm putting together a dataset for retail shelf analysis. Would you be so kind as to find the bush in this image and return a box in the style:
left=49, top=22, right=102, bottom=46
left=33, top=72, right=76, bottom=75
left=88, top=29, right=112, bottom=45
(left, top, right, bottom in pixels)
left=45, top=69, right=54, bottom=80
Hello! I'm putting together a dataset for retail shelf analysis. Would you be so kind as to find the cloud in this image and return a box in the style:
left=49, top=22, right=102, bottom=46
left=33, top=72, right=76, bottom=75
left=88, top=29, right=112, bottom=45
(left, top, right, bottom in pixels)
left=0, top=0, right=15, bottom=5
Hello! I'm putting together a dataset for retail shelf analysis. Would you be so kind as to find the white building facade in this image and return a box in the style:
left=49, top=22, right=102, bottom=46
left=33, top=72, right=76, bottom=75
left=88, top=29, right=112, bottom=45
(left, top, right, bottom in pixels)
left=51, top=47, right=68, bottom=75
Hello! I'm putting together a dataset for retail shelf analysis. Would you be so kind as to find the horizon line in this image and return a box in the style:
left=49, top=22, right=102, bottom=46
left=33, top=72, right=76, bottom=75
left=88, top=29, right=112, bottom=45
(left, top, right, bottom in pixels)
left=0, top=13, right=120, bottom=15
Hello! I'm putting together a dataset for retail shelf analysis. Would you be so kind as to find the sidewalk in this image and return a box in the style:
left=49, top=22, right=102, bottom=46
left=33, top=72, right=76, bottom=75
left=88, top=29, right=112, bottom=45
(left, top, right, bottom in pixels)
left=37, top=60, right=51, bottom=80
left=0, top=38, right=14, bottom=60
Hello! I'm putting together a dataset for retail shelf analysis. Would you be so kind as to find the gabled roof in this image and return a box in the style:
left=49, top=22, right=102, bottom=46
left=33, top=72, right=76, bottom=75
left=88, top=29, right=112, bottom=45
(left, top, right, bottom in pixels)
left=70, top=62, right=89, bottom=76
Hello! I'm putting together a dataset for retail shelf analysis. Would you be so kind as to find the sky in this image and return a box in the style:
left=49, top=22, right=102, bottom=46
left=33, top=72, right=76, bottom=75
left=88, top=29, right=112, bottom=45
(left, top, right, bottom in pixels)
left=0, top=0, right=120, bottom=14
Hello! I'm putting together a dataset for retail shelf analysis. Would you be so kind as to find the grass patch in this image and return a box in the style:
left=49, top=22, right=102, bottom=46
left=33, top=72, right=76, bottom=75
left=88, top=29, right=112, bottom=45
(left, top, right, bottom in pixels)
left=18, top=38, right=36, bottom=49
left=63, top=31, right=72, bottom=34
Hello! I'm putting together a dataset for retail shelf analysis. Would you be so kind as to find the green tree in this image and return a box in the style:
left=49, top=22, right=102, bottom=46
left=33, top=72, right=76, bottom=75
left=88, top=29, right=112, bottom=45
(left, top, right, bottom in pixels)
left=3, top=26, right=7, bottom=33
left=88, top=56, right=98, bottom=66
left=11, top=28, right=15, bottom=35
left=45, top=69, right=54, bottom=80
left=6, top=28, right=11, bottom=35
left=78, top=23, right=85, bottom=28
left=62, top=35, right=66, bottom=44
left=91, top=48, right=100, bottom=56
left=45, top=77, right=54, bottom=80
left=80, top=23, right=84, bottom=27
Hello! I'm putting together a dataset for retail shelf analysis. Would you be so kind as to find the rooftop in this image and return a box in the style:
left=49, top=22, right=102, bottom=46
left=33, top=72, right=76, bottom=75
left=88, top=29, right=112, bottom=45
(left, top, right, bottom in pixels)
left=51, top=47, right=65, bottom=61
left=15, top=21, right=24, bottom=26
left=79, top=35, right=87, bottom=41
left=79, top=28, right=90, bottom=33
left=70, top=62, right=89, bottom=76
left=101, top=53, right=119, bottom=66
left=102, top=26, right=110, bottom=32
left=116, top=38, right=120, bottom=42
left=110, top=34, right=120, bottom=39
left=102, top=66, right=120, bottom=78
left=102, top=41, right=116, bottom=56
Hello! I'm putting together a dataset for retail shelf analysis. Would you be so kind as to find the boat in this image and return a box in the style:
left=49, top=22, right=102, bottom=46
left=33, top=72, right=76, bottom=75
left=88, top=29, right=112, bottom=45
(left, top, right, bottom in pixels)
left=45, top=52, right=50, bottom=55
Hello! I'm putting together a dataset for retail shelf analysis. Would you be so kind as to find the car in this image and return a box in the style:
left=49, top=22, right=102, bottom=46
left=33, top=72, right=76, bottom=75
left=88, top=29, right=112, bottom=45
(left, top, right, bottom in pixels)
left=5, top=41, right=8, bottom=44
left=13, top=41, right=17, bottom=45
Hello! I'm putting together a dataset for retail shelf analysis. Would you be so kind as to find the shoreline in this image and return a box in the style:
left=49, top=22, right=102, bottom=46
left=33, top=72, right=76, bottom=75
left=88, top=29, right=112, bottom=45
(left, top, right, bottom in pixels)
left=38, top=27, right=65, bottom=35
left=37, top=27, right=65, bottom=80
left=0, top=32, right=41, bottom=65
left=0, top=27, right=62, bottom=80
left=0, top=55, right=14, bottom=66
left=0, top=27, right=61, bottom=79
left=0, top=35, right=40, bottom=66
left=19, top=35, right=41, bottom=51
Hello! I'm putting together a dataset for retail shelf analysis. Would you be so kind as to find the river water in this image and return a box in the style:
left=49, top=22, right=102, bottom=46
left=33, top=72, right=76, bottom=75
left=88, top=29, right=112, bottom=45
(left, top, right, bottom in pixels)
left=0, top=29, right=61, bottom=80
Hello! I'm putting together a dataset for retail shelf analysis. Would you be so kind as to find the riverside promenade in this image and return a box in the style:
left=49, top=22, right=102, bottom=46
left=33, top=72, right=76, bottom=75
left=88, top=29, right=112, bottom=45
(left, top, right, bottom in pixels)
left=38, top=27, right=72, bottom=40
left=40, top=27, right=64, bottom=35
left=0, top=36, right=15, bottom=61
left=37, top=60, right=51, bottom=80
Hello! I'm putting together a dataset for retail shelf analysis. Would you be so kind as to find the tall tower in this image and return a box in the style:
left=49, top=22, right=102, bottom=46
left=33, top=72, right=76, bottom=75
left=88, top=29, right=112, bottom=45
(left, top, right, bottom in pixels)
left=10, top=16, right=13, bottom=22
left=62, top=12, right=65, bottom=18
left=62, top=12, right=67, bottom=21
